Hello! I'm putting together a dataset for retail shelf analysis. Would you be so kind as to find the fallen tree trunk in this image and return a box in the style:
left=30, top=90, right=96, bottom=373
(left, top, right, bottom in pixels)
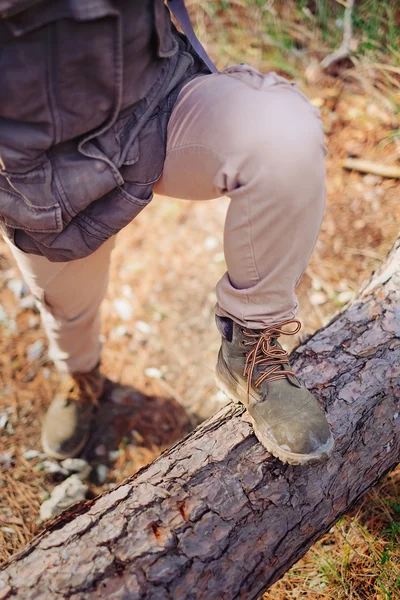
left=1, top=240, right=400, bottom=600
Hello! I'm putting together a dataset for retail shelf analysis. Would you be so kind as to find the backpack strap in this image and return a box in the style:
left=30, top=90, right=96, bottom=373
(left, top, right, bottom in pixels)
left=168, top=0, right=217, bottom=73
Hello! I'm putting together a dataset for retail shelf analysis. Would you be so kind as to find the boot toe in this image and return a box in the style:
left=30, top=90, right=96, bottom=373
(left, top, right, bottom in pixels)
left=250, top=388, right=334, bottom=462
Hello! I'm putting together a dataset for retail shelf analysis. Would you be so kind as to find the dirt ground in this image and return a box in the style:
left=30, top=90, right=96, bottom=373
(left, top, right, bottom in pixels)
left=0, top=73, right=399, bottom=595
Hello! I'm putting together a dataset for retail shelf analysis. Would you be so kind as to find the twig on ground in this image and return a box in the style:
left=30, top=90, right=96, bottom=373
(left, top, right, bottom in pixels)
left=343, top=159, right=400, bottom=179
left=321, top=0, right=355, bottom=70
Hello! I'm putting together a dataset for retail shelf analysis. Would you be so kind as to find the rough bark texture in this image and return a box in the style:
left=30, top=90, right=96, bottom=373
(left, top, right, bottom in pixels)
left=1, top=241, right=400, bottom=600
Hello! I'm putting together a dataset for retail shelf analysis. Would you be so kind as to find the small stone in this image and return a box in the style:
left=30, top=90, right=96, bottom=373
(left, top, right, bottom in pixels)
left=27, top=340, right=45, bottom=361
left=22, top=449, right=46, bottom=460
left=144, top=367, right=163, bottom=379
left=204, top=236, right=218, bottom=251
left=93, top=464, right=109, bottom=485
left=363, top=174, right=381, bottom=186
left=108, top=450, right=120, bottom=461
left=95, top=444, right=107, bottom=457
left=135, top=320, right=152, bottom=334
left=37, top=460, right=69, bottom=476
left=122, top=284, right=134, bottom=299
left=7, top=279, right=28, bottom=299
left=28, top=315, right=39, bottom=328
left=61, top=458, right=91, bottom=480
left=337, top=291, right=354, bottom=305
left=0, top=453, right=13, bottom=470
left=310, top=291, right=327, bottom=306
left=19, top=295, right=37, bottom=311
left=0, top=527, right=15, bottom=535
left=39, top=475, right=88, bottom=521
left=112, top=324, right=128, bottom=338
left=310, top=97, right=324, bottom=108
left=0, top=415, right=8, bottom=429
left=113, top=298, right=133, bottom=321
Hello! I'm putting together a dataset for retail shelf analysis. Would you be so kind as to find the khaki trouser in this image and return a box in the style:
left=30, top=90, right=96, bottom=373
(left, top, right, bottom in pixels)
left=5, top=67, right=326, bottom=374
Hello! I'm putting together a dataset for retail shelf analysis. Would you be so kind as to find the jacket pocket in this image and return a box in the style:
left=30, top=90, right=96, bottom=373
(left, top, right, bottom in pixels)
left=0, top=164, right=63, bottom=233
left=120, top=105, right=169, bottom=186
left=154, top=0, right=178, bottom=57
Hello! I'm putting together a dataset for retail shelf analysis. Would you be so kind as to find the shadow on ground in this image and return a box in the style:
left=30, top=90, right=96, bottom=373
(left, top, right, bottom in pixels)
left=81, top=380, right=193, bottom=489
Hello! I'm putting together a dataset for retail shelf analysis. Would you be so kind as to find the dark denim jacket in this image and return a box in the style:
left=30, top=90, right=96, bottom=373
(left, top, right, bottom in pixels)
left=0, top=0, right=207, bottom=261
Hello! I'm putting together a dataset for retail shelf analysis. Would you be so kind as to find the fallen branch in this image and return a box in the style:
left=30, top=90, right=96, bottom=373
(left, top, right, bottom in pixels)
left=321, top=0, right=355, bottom=70
left=343, top=158, right=400, bottom=179
left=0, top=239, right=400, bottom=599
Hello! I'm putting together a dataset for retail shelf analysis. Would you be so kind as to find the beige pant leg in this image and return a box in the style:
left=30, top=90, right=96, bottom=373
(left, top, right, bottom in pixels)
left=5, top=235, right=115, bottom=373
left=155, top=67, right=327, bottom=328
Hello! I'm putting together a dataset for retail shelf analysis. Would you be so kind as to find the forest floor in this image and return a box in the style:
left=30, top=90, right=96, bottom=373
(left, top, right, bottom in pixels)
left=1, top=1, right=400, bottom=598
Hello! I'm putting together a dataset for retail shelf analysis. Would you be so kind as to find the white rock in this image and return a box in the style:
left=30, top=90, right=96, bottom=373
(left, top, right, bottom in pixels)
left=28, top=315, right=39, bottom=328
left=363, top=174, right=381, bottom=186
left=0, top=453, right=13, bottom=469
left=310, top=97, right=324, bottom=108
left=112, top=324, right=128, bottom=338
left=40, top=475, right=88, bottom=521
left=19, top=295, right=37, bottom=311
left=94, top=464, right=109, bottom=485
left=61, top=458, right=91, bottom=480
left=108, top=450, right=120, bottom=461
left=0, top=527, right=15, bottom=535
left=144, top=367, right=163, bottom=379
left=7, top=279, right=25, bottom=299
left=122, top=284, right=134, bottom=298
left=95, top=444, right=107, bottom=457
left=113, top=298, right=133, bottom=321
left=204, top=236, right=218, bottom=251
left=22, top=449, right=45, bottom=460
left=310, top=291, right=327, bottom=306
left=337, top=291, right=354, bottom=305
left=38, top=460, right=69, bottom=476
left=27, top=340, right=45, bottom=361
left=135, top=320, right=151, bottom=334
left=0, top=415, right=8, bottom=429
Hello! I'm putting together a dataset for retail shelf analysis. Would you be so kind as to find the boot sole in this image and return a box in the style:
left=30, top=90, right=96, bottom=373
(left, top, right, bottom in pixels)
left=215, top=363, right=334, bottom=466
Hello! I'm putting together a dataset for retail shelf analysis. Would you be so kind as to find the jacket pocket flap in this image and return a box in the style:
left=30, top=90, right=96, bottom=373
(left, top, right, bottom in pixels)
left=0, top=184, right=63, bottom=233
left=4, top=0, right=117, bottom=37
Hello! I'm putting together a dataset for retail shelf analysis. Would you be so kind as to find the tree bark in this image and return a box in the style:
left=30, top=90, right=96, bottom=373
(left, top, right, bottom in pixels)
left=1, top=240, right=400, bottom=600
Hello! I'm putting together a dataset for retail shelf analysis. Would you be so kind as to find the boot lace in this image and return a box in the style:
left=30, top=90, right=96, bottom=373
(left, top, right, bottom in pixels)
left=242, top=319, right=301, bottom=394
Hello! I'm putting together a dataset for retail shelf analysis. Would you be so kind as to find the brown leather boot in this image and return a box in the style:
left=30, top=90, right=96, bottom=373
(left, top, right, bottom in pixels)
left=216, top=316, right=334, bottom=465
left=41, top=365, right=104, bottom=460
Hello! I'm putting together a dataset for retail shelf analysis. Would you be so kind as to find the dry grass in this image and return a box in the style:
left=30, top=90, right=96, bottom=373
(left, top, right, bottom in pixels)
left=0, top=1, right=399, bottom=597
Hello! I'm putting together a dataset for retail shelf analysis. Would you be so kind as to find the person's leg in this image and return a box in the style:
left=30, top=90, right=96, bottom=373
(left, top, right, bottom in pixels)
left=156, top=67, right=326, bottom=326
left=5, top=235, right=115, bottom=374
left=155, top=66, right=333, bottom=464
left=5, top=235, right=116, bottom=458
